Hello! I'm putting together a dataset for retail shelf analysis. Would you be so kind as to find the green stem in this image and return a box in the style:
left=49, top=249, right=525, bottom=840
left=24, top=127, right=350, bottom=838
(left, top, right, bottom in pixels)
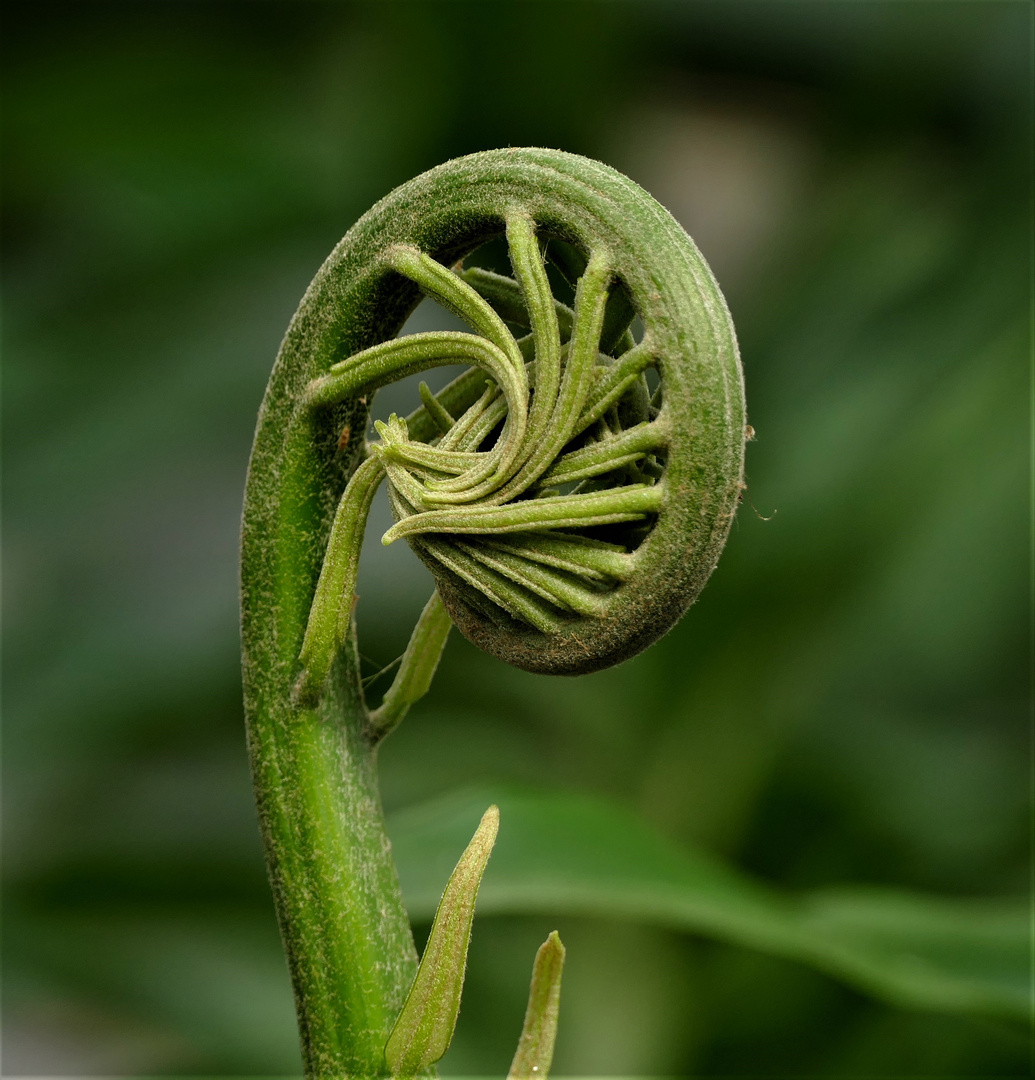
left=240, top=275, right=421, bottom=1076
left=242, top=446, right=418, bottom=1075
left=249, top=672, right=416, bottom=1076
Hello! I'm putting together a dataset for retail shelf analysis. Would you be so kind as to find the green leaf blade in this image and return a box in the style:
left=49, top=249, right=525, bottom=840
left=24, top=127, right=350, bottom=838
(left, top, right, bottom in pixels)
left=389, top=789, right=1030, bottom=1023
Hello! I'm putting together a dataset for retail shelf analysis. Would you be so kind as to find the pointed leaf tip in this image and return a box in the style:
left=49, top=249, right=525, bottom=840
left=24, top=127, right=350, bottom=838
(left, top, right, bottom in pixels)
left=385, top=805, right=499, bottom=1076
left=508, top=930, right=565, bottom=1080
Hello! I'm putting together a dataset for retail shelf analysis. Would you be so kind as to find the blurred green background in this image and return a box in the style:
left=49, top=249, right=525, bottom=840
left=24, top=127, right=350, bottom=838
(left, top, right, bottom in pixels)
left=2, top=1, right=1031, bottom=1076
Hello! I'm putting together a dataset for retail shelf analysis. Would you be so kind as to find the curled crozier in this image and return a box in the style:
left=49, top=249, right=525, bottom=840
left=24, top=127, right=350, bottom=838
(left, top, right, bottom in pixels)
left=279, top=149, right=745, bottom=688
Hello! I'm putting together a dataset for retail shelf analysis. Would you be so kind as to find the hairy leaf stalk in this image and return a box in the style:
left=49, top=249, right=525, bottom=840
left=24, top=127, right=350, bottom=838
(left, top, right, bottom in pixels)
left=241, top=149, right=745, bottom=1077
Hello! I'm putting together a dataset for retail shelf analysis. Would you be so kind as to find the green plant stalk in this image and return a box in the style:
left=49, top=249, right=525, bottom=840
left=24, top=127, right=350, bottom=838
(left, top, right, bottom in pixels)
left=241, top=149, right=744, bottom=1077
left=241, top=349, right=426, bottom=1075
left=241, top=439, right=418, bottom=1073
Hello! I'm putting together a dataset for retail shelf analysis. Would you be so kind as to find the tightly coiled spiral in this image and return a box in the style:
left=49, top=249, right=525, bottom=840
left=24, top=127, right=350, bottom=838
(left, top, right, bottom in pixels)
left=246, top=149, right=745, bottom=700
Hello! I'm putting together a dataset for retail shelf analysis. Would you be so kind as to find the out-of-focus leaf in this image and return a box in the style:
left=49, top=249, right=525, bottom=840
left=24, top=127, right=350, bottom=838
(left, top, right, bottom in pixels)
left=389, top=789, right=1030, bottom=1022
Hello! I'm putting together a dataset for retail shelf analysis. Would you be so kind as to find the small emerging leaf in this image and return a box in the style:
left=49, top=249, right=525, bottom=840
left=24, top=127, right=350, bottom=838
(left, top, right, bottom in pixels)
left=385, top=805, right=499, bottom=1077
left=508, top=931, right=565, bottom=1080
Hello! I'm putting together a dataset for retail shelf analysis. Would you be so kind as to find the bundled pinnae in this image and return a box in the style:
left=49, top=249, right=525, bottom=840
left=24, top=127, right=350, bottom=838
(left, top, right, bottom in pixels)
left=288, top=151, right=744, bottom=697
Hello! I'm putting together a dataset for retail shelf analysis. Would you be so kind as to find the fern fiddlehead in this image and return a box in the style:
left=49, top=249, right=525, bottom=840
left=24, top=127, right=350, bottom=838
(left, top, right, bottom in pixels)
left=241, top=148, right=745, bottom=1077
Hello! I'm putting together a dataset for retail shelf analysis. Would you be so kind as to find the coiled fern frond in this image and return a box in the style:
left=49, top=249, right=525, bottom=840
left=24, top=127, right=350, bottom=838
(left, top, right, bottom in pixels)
left=280, top=149, right=745, bottom=701
left=239, top=149, right=745, bottom=1077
